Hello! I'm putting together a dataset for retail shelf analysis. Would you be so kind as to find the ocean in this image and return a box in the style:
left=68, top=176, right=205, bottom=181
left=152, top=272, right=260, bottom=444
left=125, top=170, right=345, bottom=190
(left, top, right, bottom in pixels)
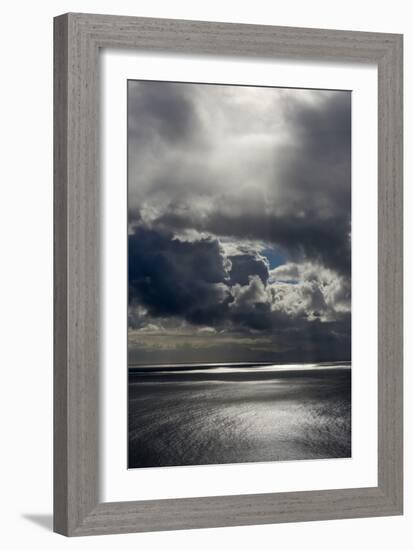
left=128, top=363, right=351, bottom=468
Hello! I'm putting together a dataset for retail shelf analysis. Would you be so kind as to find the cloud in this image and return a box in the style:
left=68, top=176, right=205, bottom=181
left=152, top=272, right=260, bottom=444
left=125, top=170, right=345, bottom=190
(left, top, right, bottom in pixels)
left=270, top=263, right=300, bottom=283
left=128, top=224, right=350, bottom=360
left=269, top=262, right=351, bottom=321
left=128, top=80, right=200, bottom=145
left=128, top=226, right=231, bottom=327
left=128, top=83, right=351, bottom=276
left=127, top=81, right=351, bottom=363
left=158, top=209, right=350, bottom=274
left=228, top=253, right=269, bottom=286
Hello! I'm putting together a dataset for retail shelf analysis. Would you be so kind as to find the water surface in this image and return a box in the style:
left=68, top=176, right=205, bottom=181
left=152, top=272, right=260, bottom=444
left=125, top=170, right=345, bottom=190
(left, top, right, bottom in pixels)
left=128, top=363, right=351, bottom=468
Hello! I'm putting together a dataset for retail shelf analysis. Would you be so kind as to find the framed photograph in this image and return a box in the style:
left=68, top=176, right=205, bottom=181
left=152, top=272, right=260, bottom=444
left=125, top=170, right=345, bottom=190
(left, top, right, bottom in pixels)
left=54, top=13, right=403, bottom=536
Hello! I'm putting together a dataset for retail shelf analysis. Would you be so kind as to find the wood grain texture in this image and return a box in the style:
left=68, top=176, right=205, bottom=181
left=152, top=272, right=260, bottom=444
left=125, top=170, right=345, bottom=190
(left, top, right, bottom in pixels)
left=377, top=33, right=403, bottom=508
left=53, top=14, right=69, bottom=535
left=54, top=13, right=100, bottom=534
left=53, top=13, right=403, bottom=536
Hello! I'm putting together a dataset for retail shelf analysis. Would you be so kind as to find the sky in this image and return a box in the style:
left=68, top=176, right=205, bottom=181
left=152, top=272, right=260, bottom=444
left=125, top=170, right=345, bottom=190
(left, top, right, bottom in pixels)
left=127, top=80, right=351, bottom=365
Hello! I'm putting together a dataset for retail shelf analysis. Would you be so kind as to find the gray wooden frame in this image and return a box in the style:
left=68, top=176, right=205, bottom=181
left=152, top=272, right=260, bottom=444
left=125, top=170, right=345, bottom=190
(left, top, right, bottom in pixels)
left=54, top=12, right=403, bottom=536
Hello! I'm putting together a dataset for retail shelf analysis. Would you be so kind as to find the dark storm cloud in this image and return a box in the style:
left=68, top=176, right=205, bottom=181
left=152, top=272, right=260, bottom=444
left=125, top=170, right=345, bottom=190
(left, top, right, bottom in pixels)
left=128, top=84, right=351, bottom=276
left=127, top=81, right=351, bottom=363
left=288, top=91, right=351, bottom=164
left=128, top=226, right=230, bottom=326
left=269, top=92, right=351, bottom=273
left=228, top=253, right=269, bottom=286
left=128, top=225, right=350, bottom=343
left=128, top=80, right=199, bottom=144
left=158, top=208, right=350, bottom=275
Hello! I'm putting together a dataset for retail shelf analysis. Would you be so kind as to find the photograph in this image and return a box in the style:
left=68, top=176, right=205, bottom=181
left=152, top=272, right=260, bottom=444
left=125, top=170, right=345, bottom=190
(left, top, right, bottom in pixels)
left=127, top=79, right=352, bottom=469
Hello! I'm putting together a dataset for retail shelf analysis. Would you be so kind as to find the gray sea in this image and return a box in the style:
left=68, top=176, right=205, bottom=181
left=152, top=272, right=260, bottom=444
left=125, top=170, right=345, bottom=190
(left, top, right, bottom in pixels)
left=128, top=362, right=351, bottom=468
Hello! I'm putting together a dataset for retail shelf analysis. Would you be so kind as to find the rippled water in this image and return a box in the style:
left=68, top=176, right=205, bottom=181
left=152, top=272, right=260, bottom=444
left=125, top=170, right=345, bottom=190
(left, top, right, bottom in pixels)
left=128, top=363, right=351, bottom=468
